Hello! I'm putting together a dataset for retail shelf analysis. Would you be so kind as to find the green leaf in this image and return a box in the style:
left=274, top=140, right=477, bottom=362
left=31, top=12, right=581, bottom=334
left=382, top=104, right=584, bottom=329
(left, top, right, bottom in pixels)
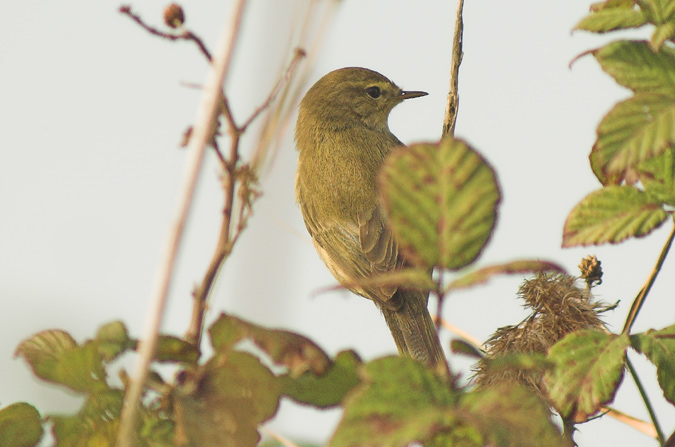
left=50, top=390, right=126, bottom=447
left=378, top=137, right=500, bottom=270
left=0, top=403, right=43, bottom=447
left=593, top=40, right=675, bottom=94
left=208, top=313, right=330, bottom=376
left=331, top=356, right=461, bottom=447
left=15, top=330, right=107, bottom=393
left=155, top=335, right=200, bottom=364
left=95, top=320, right=131, bottom=362
left=575, top=8, right=647, bottom=33
left=173, top=351, right=280, bottom=447
left=591, top=94, right=675, bottom=184
left=651, top=20, right=675, bottom=50
left=445, top=260, right=566, bottom=293
left=543, top=330, right=629, bottom=421
left=459, top=385, right=565, bottom=447
left=630, top=324, right=675, bottom=404
left=638, top=147, right=675, bottom=205
left=562, top=185, right=667, bottom=247
left=280, top=350, right=362, bottom=408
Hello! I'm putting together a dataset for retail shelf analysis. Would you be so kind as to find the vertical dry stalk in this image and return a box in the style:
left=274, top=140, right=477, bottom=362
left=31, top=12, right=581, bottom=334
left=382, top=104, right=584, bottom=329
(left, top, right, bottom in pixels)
left=114, top=1, right=248, bottom=446
left=442, top=0, right=464, bottom=138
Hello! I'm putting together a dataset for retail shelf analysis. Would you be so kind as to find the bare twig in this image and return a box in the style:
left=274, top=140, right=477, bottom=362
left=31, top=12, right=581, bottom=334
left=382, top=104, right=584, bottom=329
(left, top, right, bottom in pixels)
left=622, top=222, right=675, bottom=334
left=184, top=50, right=305, bottom=347
left=114, top=1, right=248, bottom=446
left=120, top=5, right=213, bottom=61
left=442, top=0, right=465, bottom=138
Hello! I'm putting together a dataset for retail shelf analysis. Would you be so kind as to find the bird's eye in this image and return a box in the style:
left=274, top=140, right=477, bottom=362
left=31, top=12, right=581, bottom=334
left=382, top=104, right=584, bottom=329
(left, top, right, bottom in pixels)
left=365, top=86, right=381, bottom=99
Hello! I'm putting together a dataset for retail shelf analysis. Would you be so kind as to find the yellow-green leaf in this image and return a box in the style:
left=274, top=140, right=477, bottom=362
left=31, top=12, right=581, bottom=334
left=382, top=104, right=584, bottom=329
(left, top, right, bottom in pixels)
left=575, top=8, right=647, bottom=33
left=0, top=403, right=43, bottom=447
left=631, top=324, right=675, bottom=404
left=593, top=40, right=675, bottom=94
left=209, top=313, right=330, bottom=377
left=563, top=185, right=667, bottom=246
left=15, top=330, right=107, bottom=393
left=543, top=330, right=629, bottom=422
left=591, top=94, right=675, bottom=184
left=638, top=147, right=675, bottom=205
left=378, top=137, right=500, bottom=270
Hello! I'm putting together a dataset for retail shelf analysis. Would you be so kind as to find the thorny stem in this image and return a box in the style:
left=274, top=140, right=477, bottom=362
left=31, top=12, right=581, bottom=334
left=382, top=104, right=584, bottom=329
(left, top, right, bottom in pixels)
left=184, top=49, right=306, bottom=347
left=622, top=222, right=675, bottom=334
left=114, top=1, right=248, bottom=446
left=626, top=355, right=666, bottom=445
left=442, top=0, right=464, bottom=138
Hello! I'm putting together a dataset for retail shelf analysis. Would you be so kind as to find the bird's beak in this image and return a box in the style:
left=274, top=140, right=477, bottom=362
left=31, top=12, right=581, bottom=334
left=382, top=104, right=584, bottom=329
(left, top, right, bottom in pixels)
left=400, top=90, right=428, bottom=100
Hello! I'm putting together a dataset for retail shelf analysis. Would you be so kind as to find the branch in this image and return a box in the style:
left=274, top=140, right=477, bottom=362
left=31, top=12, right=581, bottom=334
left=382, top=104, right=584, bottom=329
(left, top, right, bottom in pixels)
left=119, top=5, right=213, bottom=61
left=442, top=0, right=464, bottom=138
left=622, top=221, right=675, bottom=334
left=114, top=1, right=248, bottom=446
left=184, top=50, right=305, bottom=347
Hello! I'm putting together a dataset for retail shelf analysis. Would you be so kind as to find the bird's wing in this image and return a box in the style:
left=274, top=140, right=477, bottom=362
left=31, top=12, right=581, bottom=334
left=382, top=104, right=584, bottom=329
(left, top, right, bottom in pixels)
left=357, top=204, right=404, bottom=310
left=300, top=199, right=400, bottom=309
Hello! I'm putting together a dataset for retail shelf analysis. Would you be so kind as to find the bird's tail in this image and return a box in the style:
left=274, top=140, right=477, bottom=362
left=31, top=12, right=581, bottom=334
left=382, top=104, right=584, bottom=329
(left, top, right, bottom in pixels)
left=380, top=289, right=448, bottom=372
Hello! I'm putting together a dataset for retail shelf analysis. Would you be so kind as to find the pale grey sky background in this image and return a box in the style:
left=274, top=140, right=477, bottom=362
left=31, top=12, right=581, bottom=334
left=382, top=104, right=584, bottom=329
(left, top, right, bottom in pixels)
left=2, top=0, right=674, bottom=445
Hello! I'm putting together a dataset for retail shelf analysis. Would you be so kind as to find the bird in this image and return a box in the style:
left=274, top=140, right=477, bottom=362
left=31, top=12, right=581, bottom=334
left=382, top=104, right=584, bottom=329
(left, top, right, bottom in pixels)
left=294, top=67, right=446, bottom=368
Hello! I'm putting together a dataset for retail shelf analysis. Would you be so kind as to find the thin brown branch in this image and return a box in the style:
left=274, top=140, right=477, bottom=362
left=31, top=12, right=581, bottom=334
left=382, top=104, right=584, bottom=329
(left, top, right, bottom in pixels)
left=119, top=5, right=213, bottom=61
left=622, top=221, right=675, bottom=334
left=184, top=48, right=305, bottom=346
left=442, top=0, right=464, bottom=138
left=114, top=1, right=248, bottom=446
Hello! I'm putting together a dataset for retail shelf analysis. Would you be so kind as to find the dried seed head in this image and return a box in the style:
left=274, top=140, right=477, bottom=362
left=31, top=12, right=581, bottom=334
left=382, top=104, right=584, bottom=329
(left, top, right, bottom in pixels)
left=473, top=272, right=612, bottom=395
left=579, top=255, right=603, bottom=287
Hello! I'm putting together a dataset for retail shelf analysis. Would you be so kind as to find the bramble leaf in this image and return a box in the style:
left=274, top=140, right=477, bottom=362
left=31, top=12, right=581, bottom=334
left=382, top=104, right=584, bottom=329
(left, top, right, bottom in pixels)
left=379, top=137, right=500, bottom=270
left=209, top=313, right=330, bottom=376
left=590, top=94, right=675, bottom=184
left=543, top=330, right=629, bottom=422
left=563, top=185, right=667, bottom=246
left=280, top=350, right=362, bottom=408
left=593, top=41, right=675, bottom=94
left=630, top=324, right=675, bottom=404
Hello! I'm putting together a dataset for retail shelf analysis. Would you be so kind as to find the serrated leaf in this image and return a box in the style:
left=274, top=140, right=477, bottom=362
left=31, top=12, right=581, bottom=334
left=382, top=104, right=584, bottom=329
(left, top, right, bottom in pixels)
left=591, top=94, right=675, bottom=184
left=280, top=350, right=362, bottom=408
left=593, top=40, right=675, bottom=94
left=379, top=137, right=500, bottom=270
left=575, top=8, right=647, bottom=33
left=459, top=385, right=566, bottom=447
left=155, top=335, right=200, bottom=364
left=0, top=403, right=43, bottom=447
left=630, top=324, right=675, bottom=404
left=445, top=260, right=566, bottom=293
left=563, top=185, right=667, bottom=247
left=208, top=313, right=330, bottom=376
left=638, top=147, right=675, bottom=205
left=173, top=351, right=279, bottom=447
left=15, top=330, right=107, bottom=393
left=543, top=330, right=629, bottom=422
left=331, top=356, right=461, bottom=447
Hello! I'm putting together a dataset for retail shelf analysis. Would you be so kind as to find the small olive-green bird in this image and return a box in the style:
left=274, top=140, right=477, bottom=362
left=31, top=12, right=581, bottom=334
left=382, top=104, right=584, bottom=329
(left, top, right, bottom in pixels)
left=295, top=67, right=446, bottom=368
